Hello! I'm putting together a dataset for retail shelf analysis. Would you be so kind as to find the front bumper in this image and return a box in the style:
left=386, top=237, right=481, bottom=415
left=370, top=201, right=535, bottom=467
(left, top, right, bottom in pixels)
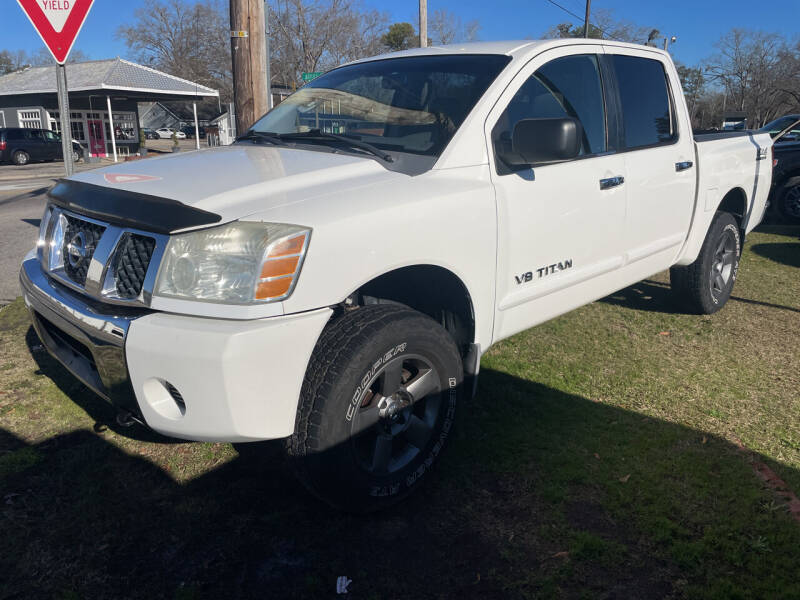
left=21, top=255, right=332, bottom=442
left=20, top=252, right=143, bottom=413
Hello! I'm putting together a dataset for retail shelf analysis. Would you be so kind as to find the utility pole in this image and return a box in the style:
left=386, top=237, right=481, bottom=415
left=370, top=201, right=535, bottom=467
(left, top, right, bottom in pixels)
left=583, top=0, right=591, bottom=38
left=230, top=0, right=268, bottom=135
left=264, top=0, right=272, bottom=110
left=419, top=0, right=427, bottom=48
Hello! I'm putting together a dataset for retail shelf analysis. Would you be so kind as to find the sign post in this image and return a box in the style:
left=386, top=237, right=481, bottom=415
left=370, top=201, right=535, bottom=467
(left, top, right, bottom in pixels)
left=17, top=0, right=95, bottom=177
left=55, top=63, right=73, bottom=175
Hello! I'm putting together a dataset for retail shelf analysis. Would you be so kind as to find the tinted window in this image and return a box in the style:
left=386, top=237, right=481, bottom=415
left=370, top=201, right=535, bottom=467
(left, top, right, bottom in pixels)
left=493, top=54, right=607, bottom=163
left=612, top=55, right=675, bottom=148
left=759, top=116, right=800, bottom=138
left=6, top=129, right=28, bottom=141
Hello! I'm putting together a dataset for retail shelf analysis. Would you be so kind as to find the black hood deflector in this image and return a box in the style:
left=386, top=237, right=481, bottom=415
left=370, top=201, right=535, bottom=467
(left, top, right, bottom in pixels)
left=49, top=179, right=222, bottom=234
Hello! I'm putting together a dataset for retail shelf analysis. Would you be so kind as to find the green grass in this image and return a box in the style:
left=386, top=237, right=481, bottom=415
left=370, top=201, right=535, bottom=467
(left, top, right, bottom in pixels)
left=1, top=227, right=799, bottom=599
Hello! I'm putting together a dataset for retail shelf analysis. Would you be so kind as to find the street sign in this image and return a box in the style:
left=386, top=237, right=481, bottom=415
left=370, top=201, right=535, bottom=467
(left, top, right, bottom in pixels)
left=17, top=0, right=95, bottom=177
left=17, top=0, right=95, bottom=64
left=301, top=72, right=322, bottom=82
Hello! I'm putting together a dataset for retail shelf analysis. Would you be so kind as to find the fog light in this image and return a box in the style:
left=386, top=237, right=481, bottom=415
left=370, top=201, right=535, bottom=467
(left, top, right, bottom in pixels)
left=142, top=378, right=186, bottom=420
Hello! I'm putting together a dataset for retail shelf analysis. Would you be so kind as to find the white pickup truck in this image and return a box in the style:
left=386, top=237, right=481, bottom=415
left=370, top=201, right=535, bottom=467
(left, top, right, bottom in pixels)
left=20, top=40, right=771, bottom=510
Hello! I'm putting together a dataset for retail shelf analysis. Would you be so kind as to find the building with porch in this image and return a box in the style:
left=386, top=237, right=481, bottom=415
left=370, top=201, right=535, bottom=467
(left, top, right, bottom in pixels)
left=0, top=58, right=218, bottom=160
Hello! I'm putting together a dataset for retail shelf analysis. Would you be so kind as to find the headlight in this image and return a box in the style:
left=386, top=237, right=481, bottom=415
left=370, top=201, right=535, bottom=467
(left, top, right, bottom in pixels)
left=154, top=221, right=311, bottom=304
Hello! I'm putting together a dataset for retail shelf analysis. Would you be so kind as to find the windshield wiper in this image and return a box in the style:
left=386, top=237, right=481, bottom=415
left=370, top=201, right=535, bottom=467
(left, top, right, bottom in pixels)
left=236, top=131, right=287, bottom=146
left=278, top=130, right=394, bottom=163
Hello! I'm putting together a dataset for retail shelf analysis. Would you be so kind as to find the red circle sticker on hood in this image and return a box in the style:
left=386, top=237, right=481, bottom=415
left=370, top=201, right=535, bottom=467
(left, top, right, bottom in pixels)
left=103, top=173, right=162, bottom=184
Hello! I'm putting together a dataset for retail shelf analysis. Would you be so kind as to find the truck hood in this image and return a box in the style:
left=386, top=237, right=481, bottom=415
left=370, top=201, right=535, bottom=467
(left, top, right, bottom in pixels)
left=68, top=144, right=401, bottom=225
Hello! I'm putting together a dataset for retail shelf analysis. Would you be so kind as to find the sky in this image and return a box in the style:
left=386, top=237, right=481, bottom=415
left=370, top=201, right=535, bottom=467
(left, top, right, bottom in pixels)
left=2, top=0, right=798, bottom=67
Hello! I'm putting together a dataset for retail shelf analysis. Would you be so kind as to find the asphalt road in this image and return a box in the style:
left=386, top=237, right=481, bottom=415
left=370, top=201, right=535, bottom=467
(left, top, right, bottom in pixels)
left=0, top=186, right=48, bottom=305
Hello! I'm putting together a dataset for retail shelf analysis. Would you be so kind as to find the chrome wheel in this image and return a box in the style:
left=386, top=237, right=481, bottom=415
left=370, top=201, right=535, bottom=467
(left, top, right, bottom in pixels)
left=350, top=354, right=441, bottom=475
left=710, top=229, right=737, bottom=301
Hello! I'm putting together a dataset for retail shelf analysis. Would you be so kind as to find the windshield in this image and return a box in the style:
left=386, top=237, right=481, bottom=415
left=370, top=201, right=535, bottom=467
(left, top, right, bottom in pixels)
left=248, top=54, right=510, bottom=159
left=759, top=116, right=800, bottom=138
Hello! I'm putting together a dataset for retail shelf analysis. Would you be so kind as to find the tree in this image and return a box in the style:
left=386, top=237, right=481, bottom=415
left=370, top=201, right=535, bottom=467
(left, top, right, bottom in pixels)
left=28, top=47, right=90, bottom=66
left=382, top=22, right=417, bottom=51
left=543, top=8, right=656, bottom=44
left=117, top=0, right=233, bottom=102
left=269, top=0, right=388, bottom=86
left=0, top=48, right=89, bottom=74
left=428, top=9, right=479, bottom=45
left=776, top=40, right=800, bottom=107
left=676, top=63, right=706, bottom=123
left=0, top=50, right=17, bottom=75
left=704, top=29, right=799, bottom=128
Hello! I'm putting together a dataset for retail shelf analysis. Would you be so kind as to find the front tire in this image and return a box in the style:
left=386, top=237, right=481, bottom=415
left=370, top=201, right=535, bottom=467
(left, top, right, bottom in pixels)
left=670, top=211, right=740, bottom=314
left=288, top=305, right=463, bottom=511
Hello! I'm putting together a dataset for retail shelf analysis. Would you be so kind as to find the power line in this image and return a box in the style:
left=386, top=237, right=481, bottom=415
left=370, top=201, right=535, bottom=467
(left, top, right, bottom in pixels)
left=542, top=0, right=609, bottom=38
left=543, top=0, right=585, bottom=23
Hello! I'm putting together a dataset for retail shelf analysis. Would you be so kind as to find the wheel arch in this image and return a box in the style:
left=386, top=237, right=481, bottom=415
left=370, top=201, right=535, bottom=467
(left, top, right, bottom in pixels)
left=347, top=264, right=476, bottom=359
left=716, top=186, right=748, bottom=230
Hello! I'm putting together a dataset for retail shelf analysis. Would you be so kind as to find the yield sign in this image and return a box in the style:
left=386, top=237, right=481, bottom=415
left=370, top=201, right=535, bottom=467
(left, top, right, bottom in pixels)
left=17, top=0, right=95, bottom=64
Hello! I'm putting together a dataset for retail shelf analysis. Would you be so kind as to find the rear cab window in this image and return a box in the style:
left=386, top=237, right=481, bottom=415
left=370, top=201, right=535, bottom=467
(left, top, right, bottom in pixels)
left=610, top=54, right=677, bottom=150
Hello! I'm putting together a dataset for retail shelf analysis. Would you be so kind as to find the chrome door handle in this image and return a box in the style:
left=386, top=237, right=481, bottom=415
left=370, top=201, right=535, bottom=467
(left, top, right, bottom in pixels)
left=599, top=176, right=624, bottom=190
left=675, top=161, right=694, bottom=171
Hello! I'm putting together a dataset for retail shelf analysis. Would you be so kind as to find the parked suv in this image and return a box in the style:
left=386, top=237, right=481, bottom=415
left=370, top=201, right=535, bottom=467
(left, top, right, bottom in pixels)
left=0, top=128, right=82, bottom=165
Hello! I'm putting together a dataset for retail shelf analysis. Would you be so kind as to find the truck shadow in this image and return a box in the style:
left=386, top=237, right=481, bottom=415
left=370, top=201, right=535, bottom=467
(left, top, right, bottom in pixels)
left=599, top=279, right=680, bottom=314
left=2, top=368, right=799, bottom=599
left=750, top=242, right=800, bottom=269
left=600, top=279, right=800, bottom=315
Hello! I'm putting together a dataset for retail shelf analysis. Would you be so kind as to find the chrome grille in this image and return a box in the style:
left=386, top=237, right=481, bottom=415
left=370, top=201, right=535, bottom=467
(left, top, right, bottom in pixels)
left=39, top=204, right=168, bottom=307
left=62, top=214, right=105, bottom=286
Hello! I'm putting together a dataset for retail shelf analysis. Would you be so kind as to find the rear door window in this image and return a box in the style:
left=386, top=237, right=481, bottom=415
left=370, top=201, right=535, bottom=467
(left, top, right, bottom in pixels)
left=493, top=54, right=607, bottom=167
left=611, top=55, right=676, bottom=149
left=6, top=129, right=28, bottom=141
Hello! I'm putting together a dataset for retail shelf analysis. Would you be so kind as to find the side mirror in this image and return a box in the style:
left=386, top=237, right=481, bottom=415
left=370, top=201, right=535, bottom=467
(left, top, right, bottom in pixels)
left=501, top=117, right=582, bottom=167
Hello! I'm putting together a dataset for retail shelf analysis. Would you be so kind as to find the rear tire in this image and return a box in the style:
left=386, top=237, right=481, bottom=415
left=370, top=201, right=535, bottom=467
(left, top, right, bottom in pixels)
left=288, top=305, right=463, bottom=512
left=12, top=151, right=30, bottom=166
left=670, top=211, right=740, bottom=314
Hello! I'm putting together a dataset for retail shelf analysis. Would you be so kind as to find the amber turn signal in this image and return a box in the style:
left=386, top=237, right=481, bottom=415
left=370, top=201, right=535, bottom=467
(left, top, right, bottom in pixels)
left=260, top=255, right=299, bottom=279
left=255, top=277, right=292, bottom=299
left=254, top=231, right=310, bottom=301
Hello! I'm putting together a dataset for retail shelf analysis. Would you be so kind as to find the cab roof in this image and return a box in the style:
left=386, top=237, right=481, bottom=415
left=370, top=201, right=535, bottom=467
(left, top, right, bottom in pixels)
left=349, top=39, right=669, bottom=65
